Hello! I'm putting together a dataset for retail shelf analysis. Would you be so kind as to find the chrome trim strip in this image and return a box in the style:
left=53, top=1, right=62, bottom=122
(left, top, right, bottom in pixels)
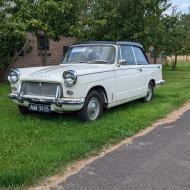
left=78, top=66, right=162, bottom=76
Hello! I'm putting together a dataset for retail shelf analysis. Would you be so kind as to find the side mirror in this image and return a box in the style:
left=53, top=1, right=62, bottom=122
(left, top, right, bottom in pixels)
left=116, top=59, right=127, bottom=67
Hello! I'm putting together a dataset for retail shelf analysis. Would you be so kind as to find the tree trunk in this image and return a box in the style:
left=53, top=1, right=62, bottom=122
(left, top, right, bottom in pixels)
left=39, top=48, right=44, bottom=66
left=153, top=48, right=157, bottom=64
left=35, top=32, right=44, bottom=66
left=35, top=32, right=47, bottom=66
left=0, top=69, right=4, bottom=82
left=43, top=34, right=48, bottom=66
left=39, top=47, right=48, bottom=66
left=44, top=48, right=48, bottom=66
left=172, top=54, right=177, bottom=70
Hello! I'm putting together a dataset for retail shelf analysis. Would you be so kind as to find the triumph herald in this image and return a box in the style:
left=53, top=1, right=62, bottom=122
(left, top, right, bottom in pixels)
left=8, top=41, right=165, bottom=121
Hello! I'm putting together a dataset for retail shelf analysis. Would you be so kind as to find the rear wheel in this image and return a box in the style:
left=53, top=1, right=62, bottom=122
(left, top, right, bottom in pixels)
left=78, top=91, right=103, bottom=122
left=143, top=81, right=154, bottom=102
left=19, top=106, right=30, bottom=115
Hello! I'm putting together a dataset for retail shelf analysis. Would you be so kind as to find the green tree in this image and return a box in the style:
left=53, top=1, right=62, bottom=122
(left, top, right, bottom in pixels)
left=75, top=0, right=119, bottom=41
left=0, top=1, right=26, bottom=72
left=142, top=0, right=171, bottom=64
left=2, top=0, right=79, bottom=66
left=77, top=0, right=171, bottom=64
left=182, top=13, right=190, bottom=57
left=162, top=10, right=186, bottom=70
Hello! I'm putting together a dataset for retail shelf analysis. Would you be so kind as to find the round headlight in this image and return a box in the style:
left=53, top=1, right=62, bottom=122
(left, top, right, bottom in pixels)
left=8, top=69, right=20, bottom=84
left=63, top=70, right=77, bottom=87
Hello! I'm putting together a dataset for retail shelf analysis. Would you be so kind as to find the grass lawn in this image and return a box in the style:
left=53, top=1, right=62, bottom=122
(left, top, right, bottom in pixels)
left=1, top=64, right=190, bottom=189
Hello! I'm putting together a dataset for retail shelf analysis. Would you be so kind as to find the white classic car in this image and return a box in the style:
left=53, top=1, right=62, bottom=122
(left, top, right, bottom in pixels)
left=8, top=41, right=165, bottom=122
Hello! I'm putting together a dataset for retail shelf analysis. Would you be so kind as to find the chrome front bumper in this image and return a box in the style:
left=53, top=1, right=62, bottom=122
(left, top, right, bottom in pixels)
left=9, top=93, right=85, bottom=112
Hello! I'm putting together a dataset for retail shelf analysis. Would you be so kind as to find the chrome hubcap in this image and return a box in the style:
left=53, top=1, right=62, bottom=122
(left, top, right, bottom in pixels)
left=87, top=97, right=100, bottom=120
left=146, top=85, right=152, bottom=101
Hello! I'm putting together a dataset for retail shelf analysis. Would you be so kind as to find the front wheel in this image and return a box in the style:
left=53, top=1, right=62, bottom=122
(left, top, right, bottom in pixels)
left=143, top=81, right=154, bottom=102
left=78, top=91, right=103, bottom=122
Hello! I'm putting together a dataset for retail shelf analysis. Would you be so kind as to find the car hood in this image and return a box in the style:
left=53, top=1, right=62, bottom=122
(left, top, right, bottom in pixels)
left=20, top=63, right=114, bottom=82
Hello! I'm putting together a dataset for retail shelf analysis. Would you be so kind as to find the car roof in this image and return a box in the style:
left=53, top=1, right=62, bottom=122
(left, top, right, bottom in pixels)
left=75, top=41, right=143, bottom=49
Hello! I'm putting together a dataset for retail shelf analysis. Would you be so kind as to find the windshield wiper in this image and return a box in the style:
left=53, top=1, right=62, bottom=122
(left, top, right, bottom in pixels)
left=67, top=61, right=86, bottom=64
left=78, top=61, right=87, bottom=63
left=87, top=60, right=110, bottom=64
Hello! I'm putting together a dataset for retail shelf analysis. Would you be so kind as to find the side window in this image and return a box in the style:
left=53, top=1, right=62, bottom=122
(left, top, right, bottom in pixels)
left=120, top=46, right=136, bottom=65
left=133, top=47, right=148, bottom=65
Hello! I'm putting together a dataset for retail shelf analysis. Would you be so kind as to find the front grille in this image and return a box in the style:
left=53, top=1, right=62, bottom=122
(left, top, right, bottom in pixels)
left=20, top=82, right=61, bottom=97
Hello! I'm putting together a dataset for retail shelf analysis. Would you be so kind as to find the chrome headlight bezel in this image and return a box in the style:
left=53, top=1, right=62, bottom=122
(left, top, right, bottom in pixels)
left=63, top=70, right=77, bottom=87
left=8, top=69, right=20, bottom=84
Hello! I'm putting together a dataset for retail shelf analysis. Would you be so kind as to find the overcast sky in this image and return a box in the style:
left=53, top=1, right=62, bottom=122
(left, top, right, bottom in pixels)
left=169, top=0, right=190, bottom=14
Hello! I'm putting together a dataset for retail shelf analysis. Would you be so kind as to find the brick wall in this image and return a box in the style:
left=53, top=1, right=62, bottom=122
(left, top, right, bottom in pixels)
left=13, top=34, right=75, bottom=68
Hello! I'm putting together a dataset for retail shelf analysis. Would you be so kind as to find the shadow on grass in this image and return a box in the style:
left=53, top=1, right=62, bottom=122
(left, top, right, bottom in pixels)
left=21, top=99, right=144, bottom=124
left=20, top=93, right=167, bottom=125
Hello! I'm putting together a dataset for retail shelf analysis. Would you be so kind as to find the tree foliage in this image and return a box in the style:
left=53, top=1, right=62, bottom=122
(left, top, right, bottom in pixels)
left=76, top=0, right=173, bottom=64
left=0, top=0, right=79, bottom=68
left=0, top=1, right=26, bottom=70
left=161, top=10, right=188, bottom=69
left=76, top=1, right=170, bottom=45
left=0, top=0, right=190, bottom=72
left=182, top=13, right=190, bottom=56
left=13, top=0, right=79, bottom=40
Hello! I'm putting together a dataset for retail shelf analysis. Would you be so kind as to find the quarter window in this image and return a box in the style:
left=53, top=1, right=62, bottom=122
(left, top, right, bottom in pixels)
left=133, top=47, right=148, bottom=65
left=120, top=46, right=136, bottom=65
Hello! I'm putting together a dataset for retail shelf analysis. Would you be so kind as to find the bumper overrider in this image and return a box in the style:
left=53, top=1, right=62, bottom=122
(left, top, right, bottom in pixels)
left=9, top=93, right=85, bottom=112
left=156, top=80, right=165, bottom=87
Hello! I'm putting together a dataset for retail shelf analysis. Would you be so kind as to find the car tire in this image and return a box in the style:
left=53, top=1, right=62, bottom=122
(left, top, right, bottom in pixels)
left=143, top=81, right=154, bottom=102
left=19, top=106, right=30, bottom=115
left=78, top=90, right=103, bottom=122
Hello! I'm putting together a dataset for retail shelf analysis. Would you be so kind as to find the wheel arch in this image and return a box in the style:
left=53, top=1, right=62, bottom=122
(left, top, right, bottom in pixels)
left=149, top=79, right=156, bottom=87
left=87, top=85, right=108, bottom=108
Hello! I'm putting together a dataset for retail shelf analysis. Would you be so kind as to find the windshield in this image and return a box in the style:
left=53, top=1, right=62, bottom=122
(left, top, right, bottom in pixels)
left=63, top=45, right=115, bottom=64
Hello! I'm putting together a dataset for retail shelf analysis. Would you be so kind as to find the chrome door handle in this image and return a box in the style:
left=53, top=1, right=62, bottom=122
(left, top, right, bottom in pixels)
left=137, top=68, right=142, bottom=72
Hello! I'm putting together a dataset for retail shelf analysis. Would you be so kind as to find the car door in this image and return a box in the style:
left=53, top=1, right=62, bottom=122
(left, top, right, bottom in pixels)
left=133, top=46, right=149, bottom=95
left=114, top=45, right=144, bottom=102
